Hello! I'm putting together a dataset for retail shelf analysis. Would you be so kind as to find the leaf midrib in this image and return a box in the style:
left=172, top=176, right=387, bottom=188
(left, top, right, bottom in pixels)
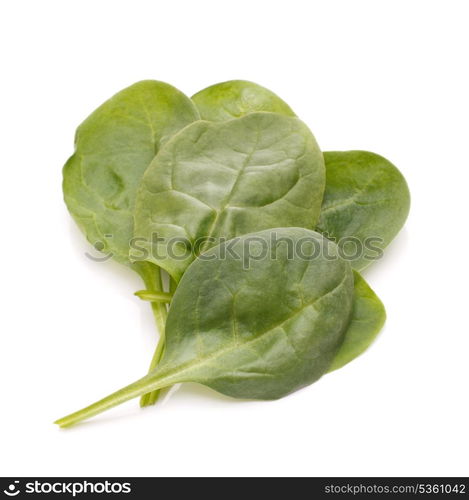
left=197, top=127, right=261, bottom=254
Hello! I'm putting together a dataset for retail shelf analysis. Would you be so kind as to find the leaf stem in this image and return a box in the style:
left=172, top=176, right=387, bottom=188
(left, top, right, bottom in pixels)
left=139, top=334, right=166, bottom=406
left=134, top=290, right=172, bottom=302
left=169, top=276, right=177, bottom=294
left=54, top=371, right=178, bottom=428
left=134, top=262, right=168, bottom=405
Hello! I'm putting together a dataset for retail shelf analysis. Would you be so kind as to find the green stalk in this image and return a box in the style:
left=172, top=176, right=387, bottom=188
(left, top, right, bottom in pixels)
left=55, top=370, right=179, bottom=428
left=140, top=273, right=179, bottom=406
left=134, top=263, right=168, bottom=406
left=134, top=290, right=172, bottom=302
left=169, top=276, right=177, bottom=294
left=139, top=332, right=166, bottom=406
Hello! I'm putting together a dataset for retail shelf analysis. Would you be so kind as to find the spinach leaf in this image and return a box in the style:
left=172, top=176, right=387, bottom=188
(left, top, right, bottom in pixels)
left=135, top=260, right=386, bottom=373
left=133, top=112, right=325, bottom=281
left=62, top=81, right=200, bottom=403
left=55, top=228, right=354, bottom=427
left=328, top=271, right=386, bottom=372
left=62, top=80, right=199, bottom=268
left=192, top=84, right=410, bottom=273
left=318, top=151, right=410, bottom=270
left=192, top=80, right=296, bottom=121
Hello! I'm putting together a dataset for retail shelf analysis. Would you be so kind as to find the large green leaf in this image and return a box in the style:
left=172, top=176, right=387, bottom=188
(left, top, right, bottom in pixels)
left=318, top=151, right=410, bottom=270
left=192, top=80, right=295, bottom=121
left=133, top=112, right=325, bottom=281
left=56, top=228, right=354, bottom=427
left=329, top=271, right=386, bottom=372
left=62, top=80, right=199, bottom=266
left=192, top=84, right=410, bottom=273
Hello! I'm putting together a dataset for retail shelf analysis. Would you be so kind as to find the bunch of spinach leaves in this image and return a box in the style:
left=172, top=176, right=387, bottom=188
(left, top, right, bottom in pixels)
left=57, top=80, right=409, bottom=427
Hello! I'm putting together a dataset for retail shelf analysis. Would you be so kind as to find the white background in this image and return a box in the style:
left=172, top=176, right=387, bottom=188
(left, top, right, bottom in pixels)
left=1, top=0, right=468, bottom=477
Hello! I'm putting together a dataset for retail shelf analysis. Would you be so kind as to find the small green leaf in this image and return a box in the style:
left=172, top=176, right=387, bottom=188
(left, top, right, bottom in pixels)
left=192, top=80, right=296, bottom=121
left=62, top=80, right=199, bottom=266
left=318, top=151, right=410, bottom=270
left=329, top=271, right=386, bottom=372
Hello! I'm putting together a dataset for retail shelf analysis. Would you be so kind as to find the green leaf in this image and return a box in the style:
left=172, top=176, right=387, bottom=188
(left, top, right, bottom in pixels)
left=329, top=271, right=386, bottom=372
left=133, top=112, right=325, bottom=281
left=317, top=151, right=410, bottom=270
left=62, top=80, right=199, bottom=266
left=192, top=85, right=410, bottom=272
left=55, top=228, right=354, bottom=427
left=192, top=80, right=296, bottom=121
